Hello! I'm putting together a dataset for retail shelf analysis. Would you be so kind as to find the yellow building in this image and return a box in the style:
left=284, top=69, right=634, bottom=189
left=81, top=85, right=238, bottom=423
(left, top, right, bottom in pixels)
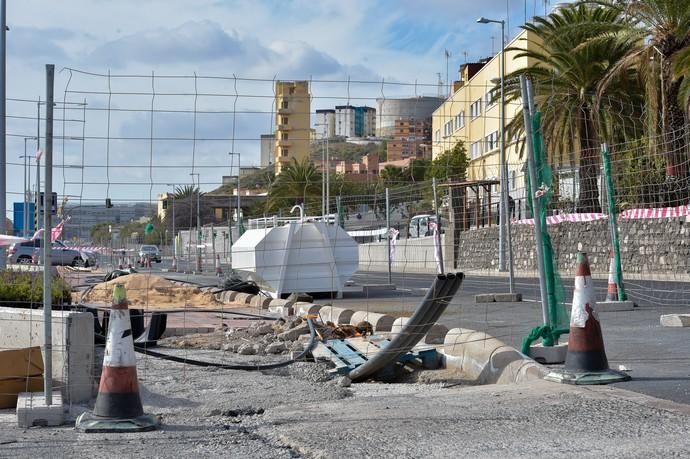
left=432, top=29, right=540, bottom=205
left=274, top=81, right=311, bottom=174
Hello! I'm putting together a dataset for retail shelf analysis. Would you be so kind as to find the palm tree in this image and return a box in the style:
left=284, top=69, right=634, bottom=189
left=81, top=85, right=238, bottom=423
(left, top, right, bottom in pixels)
left=599, top=0, right=690, bottom=180
left=504, top=2, right=641, bottom=212
left=267, top=158, right=322, bottom=214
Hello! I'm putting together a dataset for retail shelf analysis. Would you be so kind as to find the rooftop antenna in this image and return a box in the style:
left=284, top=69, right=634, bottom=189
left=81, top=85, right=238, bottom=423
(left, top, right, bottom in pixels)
left=491, top=36, right=495, bottom=55
left=444, top=49, right=451, bottom=96
left=436, top=72, right=443, bottom=97
left=464, top=51, right=468, bottom=64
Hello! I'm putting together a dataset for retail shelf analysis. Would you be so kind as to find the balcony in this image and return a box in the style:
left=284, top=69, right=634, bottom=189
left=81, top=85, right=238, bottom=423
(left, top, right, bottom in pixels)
left=277, top=123, right=290, bottom=130
left=277, top=107, right=293, bottom=115
left=277, top=139, right=291, bottom=147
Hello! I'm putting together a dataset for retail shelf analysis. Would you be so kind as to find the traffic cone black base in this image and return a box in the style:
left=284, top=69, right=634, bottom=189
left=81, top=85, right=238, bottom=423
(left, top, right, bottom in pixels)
left=75, top=284, right=158, bottom=433
left=545, top=252, right=630, bottom=386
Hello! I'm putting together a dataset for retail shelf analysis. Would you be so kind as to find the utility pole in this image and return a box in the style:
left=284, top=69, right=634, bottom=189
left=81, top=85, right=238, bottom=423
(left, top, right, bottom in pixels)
left=0, top=0, right=6, bottom=267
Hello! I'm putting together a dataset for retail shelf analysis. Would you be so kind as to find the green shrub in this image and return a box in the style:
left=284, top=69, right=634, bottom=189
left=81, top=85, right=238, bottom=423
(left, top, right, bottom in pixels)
left=0, top=271, right=72, bottom=308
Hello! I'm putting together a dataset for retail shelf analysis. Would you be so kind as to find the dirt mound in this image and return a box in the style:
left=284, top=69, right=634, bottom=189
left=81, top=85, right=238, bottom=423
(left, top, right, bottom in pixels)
left=81, top=273, right=221, bottom=308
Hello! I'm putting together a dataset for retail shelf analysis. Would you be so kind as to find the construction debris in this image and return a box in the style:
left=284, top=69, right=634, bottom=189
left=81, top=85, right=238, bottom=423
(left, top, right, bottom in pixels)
left=80, top=274, right=221, bottom=308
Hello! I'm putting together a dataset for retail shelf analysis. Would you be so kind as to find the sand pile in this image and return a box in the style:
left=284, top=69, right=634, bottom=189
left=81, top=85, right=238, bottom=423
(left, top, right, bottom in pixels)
left=81, top=273, right=221, bottom=308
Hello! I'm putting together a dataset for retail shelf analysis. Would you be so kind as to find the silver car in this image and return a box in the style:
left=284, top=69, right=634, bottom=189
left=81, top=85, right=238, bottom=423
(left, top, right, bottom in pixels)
left=8, top=239, right=95, bottom=267
left=138, top=244, right=161, bottom=263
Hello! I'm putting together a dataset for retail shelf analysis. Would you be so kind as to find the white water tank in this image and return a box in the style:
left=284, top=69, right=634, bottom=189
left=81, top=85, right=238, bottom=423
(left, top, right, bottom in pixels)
left=231, top=222, right=358, bottom=298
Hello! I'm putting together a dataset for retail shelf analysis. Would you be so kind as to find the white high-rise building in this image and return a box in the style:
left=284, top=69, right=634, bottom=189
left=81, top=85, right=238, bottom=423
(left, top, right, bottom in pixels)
left=315, top=109, right=335, bottom=139
left=335, top=105, right=376, bottom=138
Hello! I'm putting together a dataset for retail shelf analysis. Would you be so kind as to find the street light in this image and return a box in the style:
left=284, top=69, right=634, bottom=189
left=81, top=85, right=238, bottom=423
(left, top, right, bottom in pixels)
left=228, top=151, right=242, bottom=244
left=19, top=136, right=37, bottom=237
left=314, top=122, right=330, bottom=217
left=478, top=16, right=514, bottom=291
left=189, top=173, right=201, bottom=272
left=165, top=183, right=177, bottom=258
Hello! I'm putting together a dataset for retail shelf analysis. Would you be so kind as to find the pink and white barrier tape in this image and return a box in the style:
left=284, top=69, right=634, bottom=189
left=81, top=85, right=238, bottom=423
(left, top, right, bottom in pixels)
left=513, top=204, right=690, bottom=226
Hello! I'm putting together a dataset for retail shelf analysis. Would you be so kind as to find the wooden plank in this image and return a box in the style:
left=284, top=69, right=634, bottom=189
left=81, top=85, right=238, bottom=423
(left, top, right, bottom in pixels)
left=312, top=342, right=350, bottom=374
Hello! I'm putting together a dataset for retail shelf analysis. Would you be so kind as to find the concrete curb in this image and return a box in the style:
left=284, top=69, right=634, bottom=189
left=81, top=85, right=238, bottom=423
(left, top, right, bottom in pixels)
left=349, top=311, right=395, bottom=332
left=391, top=317, right=449, bottom=344
left=660, top=314, right=690, bottom=327
left=441, top=327, right=548, bottom=384
left=317, top=306, right=354, bottom=325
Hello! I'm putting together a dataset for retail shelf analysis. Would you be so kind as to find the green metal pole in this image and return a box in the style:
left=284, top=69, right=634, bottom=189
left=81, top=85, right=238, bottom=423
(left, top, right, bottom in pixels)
left=600, top=143, right=627, bottom=301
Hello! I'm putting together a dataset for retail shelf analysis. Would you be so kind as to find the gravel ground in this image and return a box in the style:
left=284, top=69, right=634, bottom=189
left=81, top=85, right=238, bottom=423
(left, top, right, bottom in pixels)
left=1, top=350, right=689, bottom=458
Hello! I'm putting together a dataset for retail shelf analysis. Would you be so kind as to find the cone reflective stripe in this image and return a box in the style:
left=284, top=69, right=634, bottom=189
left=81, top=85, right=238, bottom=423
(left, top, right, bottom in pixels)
left=605, top=250, right=618, bottom=301
left=545, top=252, right=630, bottom=385
left=75, top=284, right=158, bottom=432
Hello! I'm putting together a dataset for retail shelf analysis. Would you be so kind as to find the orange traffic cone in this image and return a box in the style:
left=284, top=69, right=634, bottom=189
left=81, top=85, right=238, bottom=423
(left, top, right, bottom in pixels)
left=215, top=254, right=223, bottom=276
left=605, top=250, right=618, bottom=301
left=75, top=284, right=158, bottom=432
left=545, top=252, right=630, bottom=385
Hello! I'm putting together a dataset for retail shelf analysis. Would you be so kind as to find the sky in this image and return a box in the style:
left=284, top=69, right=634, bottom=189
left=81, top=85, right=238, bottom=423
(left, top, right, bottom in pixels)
left=4, top=0, right=557, bottom=222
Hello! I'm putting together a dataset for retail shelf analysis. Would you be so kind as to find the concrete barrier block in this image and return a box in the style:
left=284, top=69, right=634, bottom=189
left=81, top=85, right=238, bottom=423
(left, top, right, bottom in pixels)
left=318, top=306, right=354, bottom=325
left=474, top=294, right=495, bottom=303
left=223, top=290, right=239, bottom=302
left=294, top=302, right=321, bottom=317
left=234, top=293, right=255, bottom=305
left=350, top=311, right=395, bottom=332
left=529, top=342, right=568, bottom=364
left=391, top=317, right=449, bottom=344
left=493, top=293, right=522, bottom=302
left=442, top=327, right=546, bottom=385
left=268, top=305, right=293, bottom=317
left=660, top=313, right=690, bottom=327
left=597, top=300, right=635, bottom=312
left=0, top=307, right=94, bottom=403
left=251, top=295, right=273, bottom=309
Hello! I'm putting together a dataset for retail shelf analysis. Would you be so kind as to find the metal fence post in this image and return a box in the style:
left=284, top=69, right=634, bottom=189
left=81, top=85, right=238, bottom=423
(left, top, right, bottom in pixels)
left=601, top=143, right=627, bottom=301
left=43, top=64, right=55, bottom=405
left=386, top=187, right=391, bottom=284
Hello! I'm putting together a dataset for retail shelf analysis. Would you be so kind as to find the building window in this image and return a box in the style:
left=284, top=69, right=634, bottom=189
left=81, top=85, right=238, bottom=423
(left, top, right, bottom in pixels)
left=454, top=111, right=465, bottom=130
left=443, top=120, right=453, bottom=137
left=485, top=88, right=499, bottom=109
left=470, top=140, right=483, bottom=159
left=289, top=87, right=295, bottom=95
left=281, top=148, right=289, bottom=157
left=434, top=129, right=441, bottom=143
left=281, top=116, right=288, bottom=125
left=470, top=99, right=482, bottom=119
left=281, top=132, right=288, bottom=140
left=484, top=130, right=499, bottom=152
left=281, top=100, right=288, bottom=109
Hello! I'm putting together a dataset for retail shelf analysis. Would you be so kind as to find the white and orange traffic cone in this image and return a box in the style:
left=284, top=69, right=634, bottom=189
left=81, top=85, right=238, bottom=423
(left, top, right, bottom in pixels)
left=605, top=250, right=618, bottom=302
left=215, top=254, right=223, bottom=276
left=545, top=252, right=630, bottom=385
left=75, top=284, right=158, bottom=432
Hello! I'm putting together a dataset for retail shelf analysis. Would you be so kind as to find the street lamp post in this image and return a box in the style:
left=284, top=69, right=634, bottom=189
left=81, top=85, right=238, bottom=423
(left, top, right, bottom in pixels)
left=314, top=123, right=329, bottom=217
left=20, top=137, right=37, bottom=237
left=478, top=16, right=514, bottom=292
left=189, top=173, right=201, bottom=272
left=228, top=152, right=241, bottom=249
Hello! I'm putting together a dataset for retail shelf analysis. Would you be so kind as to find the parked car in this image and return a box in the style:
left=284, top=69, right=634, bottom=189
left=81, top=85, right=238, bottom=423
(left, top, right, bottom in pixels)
left=138, top=244, right=161, bottom=263
left=7, top=239, right=95, bottom=267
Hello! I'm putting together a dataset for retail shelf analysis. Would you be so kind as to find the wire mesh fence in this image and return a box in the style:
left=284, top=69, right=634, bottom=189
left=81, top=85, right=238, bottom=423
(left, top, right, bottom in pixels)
left=1, top=66, right=689, bottom=408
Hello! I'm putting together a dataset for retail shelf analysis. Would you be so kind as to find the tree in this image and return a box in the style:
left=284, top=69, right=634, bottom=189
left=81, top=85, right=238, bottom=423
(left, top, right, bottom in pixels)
left=426, top=141, right=469, bottom=181
left=504, top=2, right=641, bottom=212
left=380, top=165, right=405, bottom=186
left=266, top=158, right=322, bottom=214
left=599, top=0, right=690, bottom=180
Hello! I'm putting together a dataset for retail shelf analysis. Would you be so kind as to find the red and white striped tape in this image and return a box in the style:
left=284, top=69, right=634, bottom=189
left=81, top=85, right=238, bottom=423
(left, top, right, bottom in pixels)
left=513, top=204, right=690, bottom=226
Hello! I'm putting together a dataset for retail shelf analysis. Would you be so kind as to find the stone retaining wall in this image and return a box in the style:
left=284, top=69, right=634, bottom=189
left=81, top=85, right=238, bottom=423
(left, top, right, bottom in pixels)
left=455, top=217, right=690, bottom=275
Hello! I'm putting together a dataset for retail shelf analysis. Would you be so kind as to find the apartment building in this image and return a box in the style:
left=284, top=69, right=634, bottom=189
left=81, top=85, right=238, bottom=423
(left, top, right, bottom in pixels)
left=260, top=134, right=274, bottom=167
left=386, top=118, right=432, bottom=162
left=274, top=81, right=311, bottom=174
left=432, top=28, right=540, bottom=203
left=335, top=105, right=376, bottom=138
left=315, top=109, right=336, bottom=139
